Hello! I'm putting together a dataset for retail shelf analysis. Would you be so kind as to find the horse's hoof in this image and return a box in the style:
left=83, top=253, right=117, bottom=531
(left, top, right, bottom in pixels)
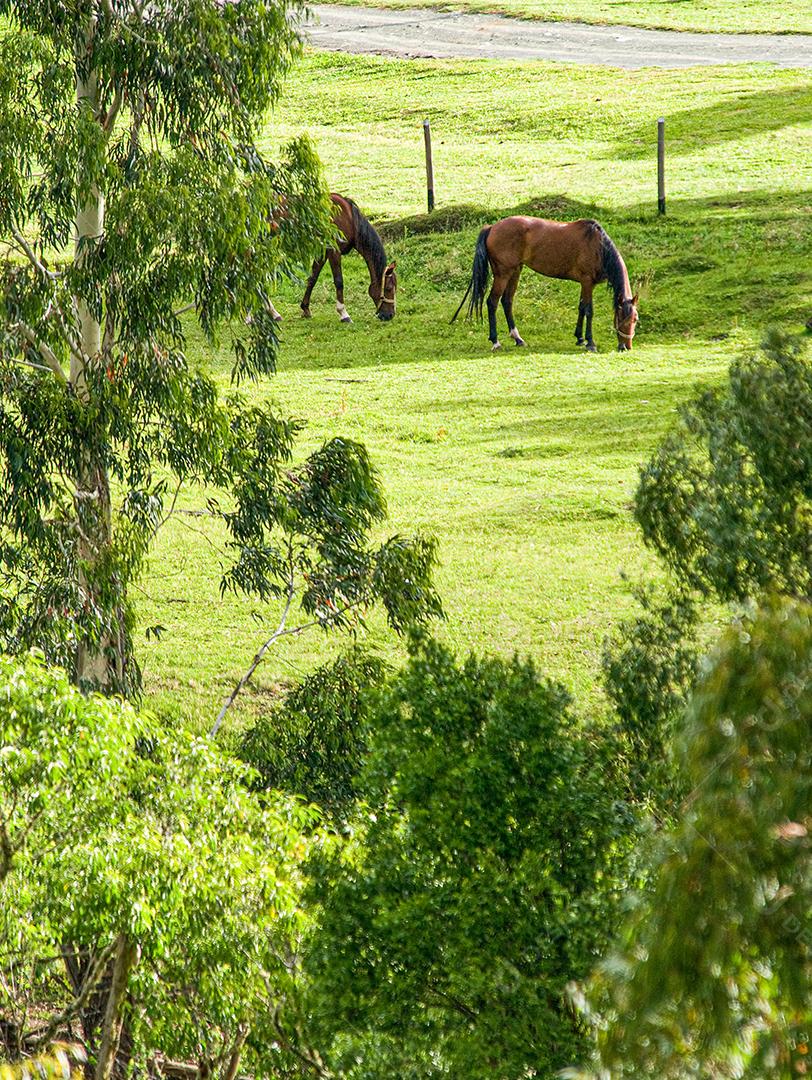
left=272, top=314, right=283, bottom=324
left=300, top=308, right=311, bottom=319
left=586, top=343, right=598, bottom=353
left=340, top=316, right=353, bottom=324
left=514, top=337, right=526, bottom=347
left=491, top=341, right=502, bottom=351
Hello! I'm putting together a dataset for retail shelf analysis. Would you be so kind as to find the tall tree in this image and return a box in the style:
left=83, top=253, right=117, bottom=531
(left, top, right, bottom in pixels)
left=574, top=334, right=812, bottom=1076
left=602, top=331, right=812, bottom=811
left=0, top=0, right=340, bottom=692
left=582, top=599, right=812, bottom=1079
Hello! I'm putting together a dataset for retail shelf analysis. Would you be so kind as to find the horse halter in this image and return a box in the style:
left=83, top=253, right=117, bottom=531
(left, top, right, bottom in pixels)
left=614, top=297, right=636, bottom=340
left=375, top=268, right=396, bottom=314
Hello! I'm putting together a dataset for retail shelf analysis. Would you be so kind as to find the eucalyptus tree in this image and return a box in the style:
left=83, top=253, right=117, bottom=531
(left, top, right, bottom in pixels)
left=0, top=0, right=377, bottom=693
left=582, top=599, right=812, bottom=1079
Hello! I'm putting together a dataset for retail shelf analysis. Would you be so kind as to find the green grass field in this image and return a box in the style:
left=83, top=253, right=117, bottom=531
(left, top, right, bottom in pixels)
left=138, top=53, right=812, bottom=732
left=314, top=0, right=812, bottom=36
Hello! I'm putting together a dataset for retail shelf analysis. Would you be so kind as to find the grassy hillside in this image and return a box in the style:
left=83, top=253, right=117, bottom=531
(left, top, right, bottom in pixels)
left=312, top=0, right=812, bottom=36
left=138, top=53, right=812, bottom=731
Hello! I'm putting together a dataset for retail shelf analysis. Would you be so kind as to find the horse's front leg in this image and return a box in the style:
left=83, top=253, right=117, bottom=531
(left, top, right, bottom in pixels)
left=576, top=283, right=596, bottom=352
left=328, top=249, right=351, bottom=323
left=301, top=254, right=327, bottom=318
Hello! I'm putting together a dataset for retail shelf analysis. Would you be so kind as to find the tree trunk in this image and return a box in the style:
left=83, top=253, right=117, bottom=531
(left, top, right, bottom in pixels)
left=73, top=14, right=121, bottom=692
left=93, top=935, right=138, bottom=1080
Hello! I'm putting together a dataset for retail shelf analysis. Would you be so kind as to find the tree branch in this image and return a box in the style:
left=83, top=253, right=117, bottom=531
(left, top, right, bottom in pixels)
left=211, top=596, right=363, bottom=735
left=11, top=322, right=68, bottom=384
left=10, top=227, right=59, bottom=281
left=425, top=981, right=478, bottom=1021
left=211, top=566, right=296, bottom=737
left=270, top=1006, right=333, bottom=1080
left=221, top=1024, right=248, bottom=1080
left=8, top=356, right=56, bottom=376
left=26, top=940, right=118, bottom=1050
left=0, top=819, right=13, bottom=884
left=102, top=88, right=124, bottom=137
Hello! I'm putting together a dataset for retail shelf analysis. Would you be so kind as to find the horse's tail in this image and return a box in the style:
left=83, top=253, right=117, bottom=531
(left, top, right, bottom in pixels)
left=451, top=226, right=492, bottom=323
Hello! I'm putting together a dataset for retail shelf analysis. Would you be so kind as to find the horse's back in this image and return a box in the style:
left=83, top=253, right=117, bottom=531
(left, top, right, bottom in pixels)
left=329, top=192, right=355, bottom=241
left=487, top=216, right=602, bottom=281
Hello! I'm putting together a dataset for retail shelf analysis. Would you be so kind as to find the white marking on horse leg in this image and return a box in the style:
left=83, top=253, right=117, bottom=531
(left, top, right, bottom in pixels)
left=510, top=327, right=526, bottom=347
left=267, top=300, right=283, bottom=323
left=336, top=302, right=352, bottom=324
left=491, top=340, right=502, bottom=352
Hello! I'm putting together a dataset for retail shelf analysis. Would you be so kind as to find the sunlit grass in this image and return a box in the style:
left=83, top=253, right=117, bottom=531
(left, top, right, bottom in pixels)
left=138, top=53, right=812, bottom=731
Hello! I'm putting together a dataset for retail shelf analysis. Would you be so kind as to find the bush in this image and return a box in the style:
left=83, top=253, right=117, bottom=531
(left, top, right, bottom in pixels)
left=303, top=636, right=640, bottom=1079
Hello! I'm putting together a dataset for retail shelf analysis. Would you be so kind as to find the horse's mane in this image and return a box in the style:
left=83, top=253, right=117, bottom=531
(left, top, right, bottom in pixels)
left=594, top=223, right=628, bottom=307
left=348, top=199, right=387, bottom=281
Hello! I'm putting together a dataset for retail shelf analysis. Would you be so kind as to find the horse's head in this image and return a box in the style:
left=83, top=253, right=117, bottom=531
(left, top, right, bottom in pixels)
left=373, top=261, right=397, bottom=321
left=615, top=293, right=639, bottom=351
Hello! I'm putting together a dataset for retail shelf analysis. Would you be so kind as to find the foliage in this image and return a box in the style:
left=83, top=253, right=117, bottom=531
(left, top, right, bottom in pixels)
left=0, top=0, right=338, bottom=692
left=0, top=651, right=141, bottom=885
left=0, top=1045, right=86, bottom=1080
left=601, top=586, right=699, bottom=809
left=599, top=331, right=812, bottom=814
left=302, top=636, right=640, bottom=1079
left=238, top=647, right=387, bottom=822
left=582, top=599, right=812, bottom=1079
left=635, top=331, right=812, bottom=604
left=0, top=653, right=317, bottom=1079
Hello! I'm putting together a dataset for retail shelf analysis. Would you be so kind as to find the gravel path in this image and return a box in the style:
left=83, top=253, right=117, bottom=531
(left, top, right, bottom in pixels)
left=306, top=4, right=812, bottom=67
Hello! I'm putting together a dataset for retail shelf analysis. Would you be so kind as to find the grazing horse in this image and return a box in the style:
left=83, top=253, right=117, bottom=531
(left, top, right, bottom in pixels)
left=300, top=193, right=397, bottom=323
left=452, top=217, right=638, bottom=352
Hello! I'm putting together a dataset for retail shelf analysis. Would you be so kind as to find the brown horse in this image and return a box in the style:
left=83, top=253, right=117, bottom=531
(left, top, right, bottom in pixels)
left=452, top=217, right=638, bottom=352
left=300, top=193, right=397, bottom=323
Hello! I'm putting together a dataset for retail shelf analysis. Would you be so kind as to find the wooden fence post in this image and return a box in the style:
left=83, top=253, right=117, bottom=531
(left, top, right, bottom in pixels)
left=657, top=117, right=666, bottom=215
left=423, top=119, right=435, bottom=212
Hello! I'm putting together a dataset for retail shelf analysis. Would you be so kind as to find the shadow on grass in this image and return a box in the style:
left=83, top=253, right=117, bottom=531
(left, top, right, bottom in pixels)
left=613, top=85, right=812, bottom=161
left=385, top=187, right=811, bottom=340
left=252, top=186, right=811, bottom=375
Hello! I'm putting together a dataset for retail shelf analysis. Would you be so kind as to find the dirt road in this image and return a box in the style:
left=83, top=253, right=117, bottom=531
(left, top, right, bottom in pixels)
left=305, top=4, right=812, bottom=67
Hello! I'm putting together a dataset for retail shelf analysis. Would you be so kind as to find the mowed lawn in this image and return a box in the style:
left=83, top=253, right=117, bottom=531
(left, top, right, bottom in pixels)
left=139, top=53, right=812, bottom=731
left=313, top=0, right=812, bottom=36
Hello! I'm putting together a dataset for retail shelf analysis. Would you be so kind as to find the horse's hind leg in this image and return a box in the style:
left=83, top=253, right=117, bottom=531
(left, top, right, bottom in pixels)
left=328, top=249, right=351, bottom=323
left=487, top=272, right=511, bottom=351
left=301, top=254, right=327, bottom=317
left=501, top=268, right=525, bottom=346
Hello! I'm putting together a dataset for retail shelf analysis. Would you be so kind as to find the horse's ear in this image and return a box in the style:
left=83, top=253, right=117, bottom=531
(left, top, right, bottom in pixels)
left=632, top=292, right=639, bottom=306
left=388, top=260, right=397, bottom=270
